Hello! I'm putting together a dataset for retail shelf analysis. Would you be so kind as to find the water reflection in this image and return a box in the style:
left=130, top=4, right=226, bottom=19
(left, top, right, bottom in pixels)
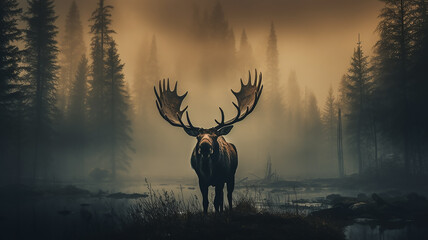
left=345, top=222, right=428, bottom=240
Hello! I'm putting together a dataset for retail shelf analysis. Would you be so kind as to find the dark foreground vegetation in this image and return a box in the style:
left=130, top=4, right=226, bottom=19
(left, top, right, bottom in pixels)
left=108, top=209, right=344, bottom=240
left=91, top=188, right=344, bottom=240
left=0, top=182, right=345, bottom=240
left=2, top=177, right=428, bottom=239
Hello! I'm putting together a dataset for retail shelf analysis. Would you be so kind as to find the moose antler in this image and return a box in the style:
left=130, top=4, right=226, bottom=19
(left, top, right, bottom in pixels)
left=154, top=79, right=199, bottom=132
left=215, top=70, right=263, bottom=129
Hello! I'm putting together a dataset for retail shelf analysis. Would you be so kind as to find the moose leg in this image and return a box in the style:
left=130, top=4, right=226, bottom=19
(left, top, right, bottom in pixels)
left=214, top=183, right=224, bottom=213
left=219, top=186, right=224, bottom=212
left=227, top=177, right=235, bottom=211
left=199, top=181, right=209, bottom=214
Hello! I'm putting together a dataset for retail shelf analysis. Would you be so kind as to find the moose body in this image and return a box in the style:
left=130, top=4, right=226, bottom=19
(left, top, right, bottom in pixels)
left=154, top=70, right=263, bottom=213
left=191, top=133, right=237, bottom=212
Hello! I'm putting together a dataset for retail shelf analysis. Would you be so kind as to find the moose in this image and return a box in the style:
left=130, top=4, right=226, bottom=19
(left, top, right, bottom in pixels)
left=154, top=70, right=263, bottom=213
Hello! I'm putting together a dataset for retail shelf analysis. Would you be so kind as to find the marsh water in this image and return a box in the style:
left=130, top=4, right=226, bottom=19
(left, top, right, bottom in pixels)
left=1, top=179, right=427, bottom=240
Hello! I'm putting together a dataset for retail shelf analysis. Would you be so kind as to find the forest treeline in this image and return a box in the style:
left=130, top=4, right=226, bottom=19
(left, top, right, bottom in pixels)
left=1, top=0, right=428, bottom=184
left=276, top=0, right=428, bottom=178
left=338, top=0, right=428, bottom=178
left=0, top=0, right=132, bottom=183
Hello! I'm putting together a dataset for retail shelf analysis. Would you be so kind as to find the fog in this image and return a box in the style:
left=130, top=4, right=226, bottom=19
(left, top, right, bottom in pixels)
left=63, top=0, right=380, bottom=180
left=15, top=0, right=383, bottom=180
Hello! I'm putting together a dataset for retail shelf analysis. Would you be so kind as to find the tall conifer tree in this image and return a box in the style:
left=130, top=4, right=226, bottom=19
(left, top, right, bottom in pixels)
left=322, top=85, right=337, bottom=162
left=0, top=0, right=22, bottom=112
left=265, top=23, right=284, bottom=119
left=88, top=0, right=114, bottom=143
left=68, top=55, right=88, bottom=178
left=105, top=41, right=133, bottom=179
left=374, top=0, right=421, bottom=174
left=0, top=0, right=23, bottom=183
left=238, top=29, right=255, bottom=71
left=343, top=36, right=372, bottom=175
left=22, top=0, right=59, bottom=180
left=58, top=0, right=85, bottom=114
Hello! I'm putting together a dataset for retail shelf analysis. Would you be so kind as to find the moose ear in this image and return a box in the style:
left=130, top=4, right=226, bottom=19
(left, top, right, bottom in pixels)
left=217, top=125, right=233, bottom=136
left=184, top=128, right=199, bottom=137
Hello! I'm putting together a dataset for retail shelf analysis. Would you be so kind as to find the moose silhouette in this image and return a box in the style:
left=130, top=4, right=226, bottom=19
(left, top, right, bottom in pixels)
left=154, top=70, right=263, bottom=213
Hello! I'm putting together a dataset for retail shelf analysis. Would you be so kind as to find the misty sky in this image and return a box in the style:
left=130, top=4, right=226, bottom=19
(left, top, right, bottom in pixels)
left=31, top=0, right=383, bottom=102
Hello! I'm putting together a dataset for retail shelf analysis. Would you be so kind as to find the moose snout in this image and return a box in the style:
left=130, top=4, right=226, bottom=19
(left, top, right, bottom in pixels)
left=199, top=141, right=213, bottom=157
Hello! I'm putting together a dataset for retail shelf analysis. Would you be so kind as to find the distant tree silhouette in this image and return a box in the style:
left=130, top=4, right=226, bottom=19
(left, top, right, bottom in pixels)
left=0, top=0, right=23, bottom=183
left=266, top=23, right=279, bottom=94
left=67, top=55, right=88, bottom=178
left=342, top=36, right=373, bottom=175
left=209, top=2, right=230, bottom=40
left=322, top=85, right=337, bottom=163
left=105, top=40, right=133, bottom=179
left=265, top=23, right=284, bottom=120
left=191, top=2, right=235, bottom=82
left=303, top=90, right=323, bottom=174
left=58, top=0, right=85, bottom=115
left=146, top=36, right=159, bottom=93
left=237, top=29, right=255, bottom=72
left=306, top=92, right=323, bottom=136
left=88, top=0, right=115, bottom=145
left=22, top=0, right=59, bottom=181
left=286, top=71, right=302, bottom=130
left=0, top=0, right=22, bottom=113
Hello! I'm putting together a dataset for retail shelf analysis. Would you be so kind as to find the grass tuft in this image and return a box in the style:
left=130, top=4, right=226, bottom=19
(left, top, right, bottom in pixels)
left=92, top=180, right=345, bottom=240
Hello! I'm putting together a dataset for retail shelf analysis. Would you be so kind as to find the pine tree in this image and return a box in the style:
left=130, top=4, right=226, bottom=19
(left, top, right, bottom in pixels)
left=343, top=35, right=372, bottom=175
left=237, top=29, right=255, bottom=71
left=286, top=71, right=302, bottom=127
left=266, top=23, right=279, bottom=95
left=58, top=0, right=85, bottom=115
left=263, top=22, right=285, bottom=161
left=67, top=55, right=88, bottom=178
left=209, top=2, right=236, bottom=80
left=322, top=85, right=337, bottom=162
left=265, top=23, right=284, bottom=119
left=105, top=41, right=133, bottom=179
left=22, top=0, right=59, bottom=181
left=410, top=0, right=428, bottom=173
left=209, top=2, right=230, bottom=40
left=303, top=90, right=323, bottom=174
left=306, top=92, right=323, bottom=135
left=0, top=0, right=22, bottom=111
left=88, top=0, right=114, bottom=143
left=69, top=55, right=88, bottom=140
left=192, top=2, right=235, bottom=82
left=0, top=0, right=23, bottom=183
left=374, top=0, right=421, bottom=174
left=90, top=0, right=114, bottom=54
left=147, top=35, right=159, bottom=89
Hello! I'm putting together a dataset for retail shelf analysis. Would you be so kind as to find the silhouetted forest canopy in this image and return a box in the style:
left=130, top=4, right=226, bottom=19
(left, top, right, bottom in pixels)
left=1, top=0, right=428, bottom=185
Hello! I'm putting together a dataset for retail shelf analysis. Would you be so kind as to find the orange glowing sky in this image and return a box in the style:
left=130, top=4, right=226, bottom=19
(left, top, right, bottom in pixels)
left=40, top=0, right=383, bottom=103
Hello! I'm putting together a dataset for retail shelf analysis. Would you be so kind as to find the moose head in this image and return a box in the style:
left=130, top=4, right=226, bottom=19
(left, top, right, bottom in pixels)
left=154, top=70, right=263, bottom=213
